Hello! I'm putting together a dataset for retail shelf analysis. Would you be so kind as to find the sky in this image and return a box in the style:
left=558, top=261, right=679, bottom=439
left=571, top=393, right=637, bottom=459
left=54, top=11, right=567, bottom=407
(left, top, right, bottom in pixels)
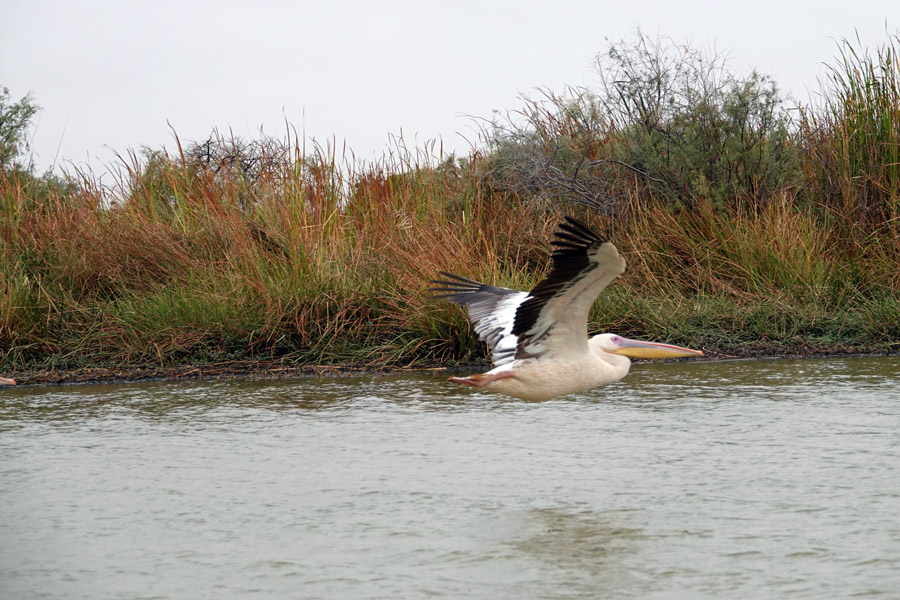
left=1, top=0, right=896, bottom=178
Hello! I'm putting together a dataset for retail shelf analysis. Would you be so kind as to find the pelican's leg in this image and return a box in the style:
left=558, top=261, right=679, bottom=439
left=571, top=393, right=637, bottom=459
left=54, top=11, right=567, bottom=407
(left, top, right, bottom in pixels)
left=448, top=371, right=515, bottom=388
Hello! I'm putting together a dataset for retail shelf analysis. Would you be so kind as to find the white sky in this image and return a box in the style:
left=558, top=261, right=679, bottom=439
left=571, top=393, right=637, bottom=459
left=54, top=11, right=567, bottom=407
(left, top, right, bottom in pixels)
left=1, top=0, right=896, bottom=177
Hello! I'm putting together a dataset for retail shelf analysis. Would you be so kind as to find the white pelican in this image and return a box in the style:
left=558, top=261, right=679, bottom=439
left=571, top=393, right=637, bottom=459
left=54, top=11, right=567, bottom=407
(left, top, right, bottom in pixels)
left=431, top=216, right=703, bottom=401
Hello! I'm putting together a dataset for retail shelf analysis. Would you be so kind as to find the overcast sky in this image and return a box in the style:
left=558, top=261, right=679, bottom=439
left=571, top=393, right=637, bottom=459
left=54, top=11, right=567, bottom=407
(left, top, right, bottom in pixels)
left=1, top=0, right=896, bottom=176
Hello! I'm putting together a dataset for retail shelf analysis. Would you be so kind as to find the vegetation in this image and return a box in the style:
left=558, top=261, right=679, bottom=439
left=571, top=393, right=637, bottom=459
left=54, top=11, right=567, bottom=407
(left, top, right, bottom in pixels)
left=0, top=86, right=39, bottom=171
left=2, top=31, right=900, bottom=380
left=484, top=32, right=797, bottom=210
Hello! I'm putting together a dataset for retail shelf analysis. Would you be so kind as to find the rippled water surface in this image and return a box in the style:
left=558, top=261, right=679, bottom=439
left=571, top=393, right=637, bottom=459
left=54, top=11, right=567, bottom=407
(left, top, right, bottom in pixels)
left=2, top=357, right=900, bottom=599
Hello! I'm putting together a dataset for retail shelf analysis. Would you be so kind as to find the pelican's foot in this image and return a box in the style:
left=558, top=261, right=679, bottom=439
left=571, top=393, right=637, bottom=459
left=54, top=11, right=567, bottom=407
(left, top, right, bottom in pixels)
left=448, top=371, right=514, bottom=388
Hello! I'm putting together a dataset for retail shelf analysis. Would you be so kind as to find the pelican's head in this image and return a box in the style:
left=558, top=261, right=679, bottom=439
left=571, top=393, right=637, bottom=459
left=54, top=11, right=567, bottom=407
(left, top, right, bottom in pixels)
left=590, top=333, right=704, bottom=360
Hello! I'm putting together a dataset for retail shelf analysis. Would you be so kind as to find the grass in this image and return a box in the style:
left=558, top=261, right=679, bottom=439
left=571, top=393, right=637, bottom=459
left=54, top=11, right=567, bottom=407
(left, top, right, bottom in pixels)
left=799, top=32, right=900, bottom=224
left=2, top=33, right=900, bottom=379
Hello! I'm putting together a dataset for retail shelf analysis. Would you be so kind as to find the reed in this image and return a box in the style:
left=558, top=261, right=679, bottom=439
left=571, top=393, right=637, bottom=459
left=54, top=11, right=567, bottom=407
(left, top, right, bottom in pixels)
left=799, top=32, right=900, bottom=226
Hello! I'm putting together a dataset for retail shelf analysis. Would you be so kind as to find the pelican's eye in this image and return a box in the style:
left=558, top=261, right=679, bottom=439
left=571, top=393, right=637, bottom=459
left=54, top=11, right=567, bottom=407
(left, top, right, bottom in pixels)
left=610, top=335, right=622, bottom=345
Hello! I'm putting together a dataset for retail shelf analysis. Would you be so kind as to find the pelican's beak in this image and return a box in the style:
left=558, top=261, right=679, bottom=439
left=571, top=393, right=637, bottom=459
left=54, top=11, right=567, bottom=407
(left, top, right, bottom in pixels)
left=610, top=337, right=704, bottom=359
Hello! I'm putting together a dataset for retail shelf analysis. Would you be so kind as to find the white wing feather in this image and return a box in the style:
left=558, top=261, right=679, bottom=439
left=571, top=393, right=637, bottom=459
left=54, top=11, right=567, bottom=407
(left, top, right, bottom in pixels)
left=430, top=274, right=529, bottom=366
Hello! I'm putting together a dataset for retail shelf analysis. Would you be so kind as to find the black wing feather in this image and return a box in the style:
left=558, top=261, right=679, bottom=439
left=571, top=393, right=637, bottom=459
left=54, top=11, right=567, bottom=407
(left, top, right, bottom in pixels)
left=430, top=272, right=517, bottom=303
left=511, top=216, right=605, bottom=357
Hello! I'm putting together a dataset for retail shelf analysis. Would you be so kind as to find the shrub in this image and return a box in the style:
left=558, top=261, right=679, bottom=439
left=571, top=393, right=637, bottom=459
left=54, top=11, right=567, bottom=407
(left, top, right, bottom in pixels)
left=483, top=31, right=798, bottom=211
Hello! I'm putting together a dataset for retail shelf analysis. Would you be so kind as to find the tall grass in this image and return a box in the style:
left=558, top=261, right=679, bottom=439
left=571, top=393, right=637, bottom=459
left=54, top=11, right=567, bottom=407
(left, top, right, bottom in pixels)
left=0, top=133, right=564, bottom=371
left=800, top=32, right=900, bottom=225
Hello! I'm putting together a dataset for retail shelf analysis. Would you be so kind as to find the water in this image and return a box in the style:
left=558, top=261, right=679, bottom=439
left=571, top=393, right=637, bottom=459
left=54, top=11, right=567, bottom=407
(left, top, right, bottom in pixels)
left=1, top=356, right=899, bottom=599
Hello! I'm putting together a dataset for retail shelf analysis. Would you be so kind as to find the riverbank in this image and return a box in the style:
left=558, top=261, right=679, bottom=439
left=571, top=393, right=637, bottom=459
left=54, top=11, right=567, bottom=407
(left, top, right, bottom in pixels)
left=5, top=342, right=898, bottom=387
left=1, top=361, right=405, bottom=386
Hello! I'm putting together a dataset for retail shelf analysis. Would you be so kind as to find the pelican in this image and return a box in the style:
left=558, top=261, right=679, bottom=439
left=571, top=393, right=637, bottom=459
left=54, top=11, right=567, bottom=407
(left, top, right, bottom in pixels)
left=431, top=216, right=703, bottom=401
left=0, top=377, right=16, bottom=386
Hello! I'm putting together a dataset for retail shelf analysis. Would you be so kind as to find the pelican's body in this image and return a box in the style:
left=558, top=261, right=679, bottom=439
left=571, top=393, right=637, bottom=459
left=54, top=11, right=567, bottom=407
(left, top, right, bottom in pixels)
left=432, top=216, right=702, bottom=401
left=469, top=336, right=629, bottom=401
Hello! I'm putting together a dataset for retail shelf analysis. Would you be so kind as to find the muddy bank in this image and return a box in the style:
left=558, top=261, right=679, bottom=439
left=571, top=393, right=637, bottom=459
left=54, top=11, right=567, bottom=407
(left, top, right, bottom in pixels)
left=1, top=361, right=453, bottom=387
left=3, top=342, right=897, bottom=387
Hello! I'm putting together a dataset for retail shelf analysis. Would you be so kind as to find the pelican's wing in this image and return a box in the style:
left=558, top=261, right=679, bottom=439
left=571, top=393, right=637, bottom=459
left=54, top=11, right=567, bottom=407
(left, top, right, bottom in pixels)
left=512, top=216, right=625, bottom=361
left=430, top=273, right=529, bottom=367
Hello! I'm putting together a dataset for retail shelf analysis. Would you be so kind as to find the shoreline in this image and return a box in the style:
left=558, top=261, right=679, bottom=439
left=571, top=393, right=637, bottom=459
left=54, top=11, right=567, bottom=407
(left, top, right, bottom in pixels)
left=3, top=346, right=896, bottom=387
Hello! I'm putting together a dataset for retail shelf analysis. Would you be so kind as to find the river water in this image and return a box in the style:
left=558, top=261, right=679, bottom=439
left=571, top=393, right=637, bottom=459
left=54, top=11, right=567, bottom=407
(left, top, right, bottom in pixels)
left=1, top=356, right=899, bottom=599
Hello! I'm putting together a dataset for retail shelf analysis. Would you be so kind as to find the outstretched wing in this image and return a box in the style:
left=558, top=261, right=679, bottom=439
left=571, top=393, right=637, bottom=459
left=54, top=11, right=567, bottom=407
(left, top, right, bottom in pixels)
left=512, top=216, right=625, bottom=361
left=430, top=273, right=528, bottom=367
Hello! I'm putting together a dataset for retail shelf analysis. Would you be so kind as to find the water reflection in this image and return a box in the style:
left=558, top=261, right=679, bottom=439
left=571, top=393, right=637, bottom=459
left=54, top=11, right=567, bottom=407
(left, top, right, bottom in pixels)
left=510, top=506, right=643, bottom=578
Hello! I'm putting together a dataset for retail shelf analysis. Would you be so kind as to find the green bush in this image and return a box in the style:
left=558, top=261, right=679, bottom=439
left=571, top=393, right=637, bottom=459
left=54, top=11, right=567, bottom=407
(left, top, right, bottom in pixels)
left=483, top=31, right=798, bottom=210
left=0, top=85, right=39, bottom=172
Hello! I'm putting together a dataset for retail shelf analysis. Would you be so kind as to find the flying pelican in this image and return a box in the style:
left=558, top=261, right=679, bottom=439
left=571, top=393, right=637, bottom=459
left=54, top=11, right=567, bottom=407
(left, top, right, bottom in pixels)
left=431, top=216, right=703, bottom=401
